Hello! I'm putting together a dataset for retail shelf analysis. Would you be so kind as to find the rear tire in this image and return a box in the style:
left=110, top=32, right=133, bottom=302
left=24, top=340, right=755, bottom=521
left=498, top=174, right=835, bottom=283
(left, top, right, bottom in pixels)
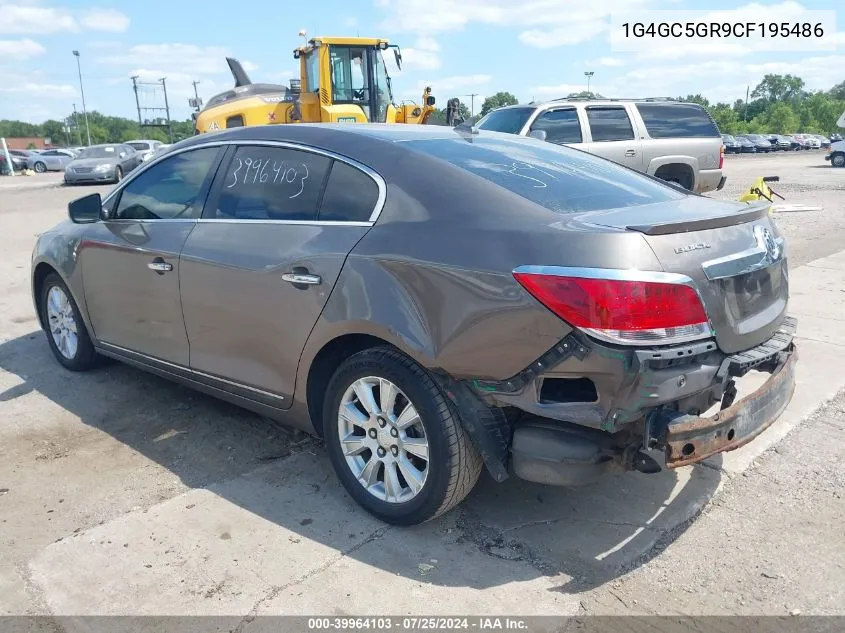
left=323, top=346, right=482, bottom=526
left=831, top=153, right=845, bottom=168
left=34, top=161, right=46, bottom=173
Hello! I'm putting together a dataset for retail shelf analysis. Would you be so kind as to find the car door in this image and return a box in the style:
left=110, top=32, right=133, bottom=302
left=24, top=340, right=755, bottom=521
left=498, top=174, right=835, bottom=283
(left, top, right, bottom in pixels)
left=179, top=142, right=382, bottom=405
left=38, top=150, right=63, bottom=170
left=583, top=105, right=643, bottom=171
left=527, top=107, right=588, bottom=151
left=78, top=145, right=224, bottom=365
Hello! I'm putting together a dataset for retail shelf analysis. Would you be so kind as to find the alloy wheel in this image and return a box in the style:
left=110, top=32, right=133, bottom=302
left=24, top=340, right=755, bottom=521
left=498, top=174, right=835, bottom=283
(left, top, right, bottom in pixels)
left=337, top=376, right=430, bottom=504
left=46, top=285, right=78, bottom=360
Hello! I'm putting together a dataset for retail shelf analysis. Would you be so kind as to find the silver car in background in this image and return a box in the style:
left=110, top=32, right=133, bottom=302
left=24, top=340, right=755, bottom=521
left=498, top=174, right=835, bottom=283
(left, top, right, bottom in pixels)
left=27, top=148, right=77, bottom=173
left=64, top=144, right=143, bottom=185
left=126, top=139, right=164, bottom=163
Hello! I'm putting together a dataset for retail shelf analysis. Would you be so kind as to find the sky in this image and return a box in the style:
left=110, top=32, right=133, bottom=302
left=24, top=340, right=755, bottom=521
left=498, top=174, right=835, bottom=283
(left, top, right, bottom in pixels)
left=0, top=0, right=842, bottom=125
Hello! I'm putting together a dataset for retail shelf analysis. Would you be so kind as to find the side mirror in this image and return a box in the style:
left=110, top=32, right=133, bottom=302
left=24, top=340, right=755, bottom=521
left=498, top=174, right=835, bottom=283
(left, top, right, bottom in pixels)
left=426, top=95, right=436, bottom=106
left=119, top=152, right=127, bottom=158
left=528, top=129, right=547, bottom=141
left=68, top=193, right=103, bottom=224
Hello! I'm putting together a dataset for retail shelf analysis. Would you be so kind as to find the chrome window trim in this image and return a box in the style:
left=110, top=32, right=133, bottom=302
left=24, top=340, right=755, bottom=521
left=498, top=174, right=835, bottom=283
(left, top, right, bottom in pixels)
left=701, top=226, right=785, bottom=281
left=101, top=139, right=387, bottom=226
left=512, top=265, right=696, bottom=287
left=98, top=341, right=285, bottom=400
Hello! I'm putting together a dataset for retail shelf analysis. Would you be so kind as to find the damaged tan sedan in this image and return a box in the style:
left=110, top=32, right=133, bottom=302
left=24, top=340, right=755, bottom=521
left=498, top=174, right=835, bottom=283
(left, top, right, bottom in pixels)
left=31, top=124, right=797, bottom=525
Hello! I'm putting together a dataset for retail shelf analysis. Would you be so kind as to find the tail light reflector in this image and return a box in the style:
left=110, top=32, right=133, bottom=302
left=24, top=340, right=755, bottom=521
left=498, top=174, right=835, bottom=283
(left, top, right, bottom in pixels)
left=513, top=268, right=711, bottom=346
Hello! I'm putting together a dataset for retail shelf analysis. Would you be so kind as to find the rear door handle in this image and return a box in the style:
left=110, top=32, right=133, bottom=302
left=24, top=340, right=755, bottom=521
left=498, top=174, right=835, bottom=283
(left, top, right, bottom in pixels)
left=282, top=272, right=321, bottom=286
left=147, top=260, right=173, bottom=273
left=625, top=149, right=637, bottom=157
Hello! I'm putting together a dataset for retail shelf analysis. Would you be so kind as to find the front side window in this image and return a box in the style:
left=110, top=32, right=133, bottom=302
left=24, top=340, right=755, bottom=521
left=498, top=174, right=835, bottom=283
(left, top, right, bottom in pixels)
left=585, top=107, right=635, bottom=142
left=114, top=147, right=219, bottom=220
left=530, top=109, right=582, bottom=144
left=213, top=146, right=331, bottom=221
left=303, top=50, right=320, bottom=93
left=371, top=49, right=392, bottom=123
left=475, top=107, right=535, bottom=134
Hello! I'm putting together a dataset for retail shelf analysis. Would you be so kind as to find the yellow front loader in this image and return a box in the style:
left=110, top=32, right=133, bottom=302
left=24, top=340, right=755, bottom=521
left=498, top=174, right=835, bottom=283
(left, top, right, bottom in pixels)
left=194, top=35, right=437, bottom=134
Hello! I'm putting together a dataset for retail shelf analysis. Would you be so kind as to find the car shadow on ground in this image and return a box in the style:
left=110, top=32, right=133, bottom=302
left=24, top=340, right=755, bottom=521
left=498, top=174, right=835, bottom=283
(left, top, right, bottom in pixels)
left=0, top=331, right=721, bottom=594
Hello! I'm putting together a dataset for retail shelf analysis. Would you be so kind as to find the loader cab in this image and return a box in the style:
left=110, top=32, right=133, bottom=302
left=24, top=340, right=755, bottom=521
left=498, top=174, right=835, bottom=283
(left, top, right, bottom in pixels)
left=295, top=37, right=399, bottom=124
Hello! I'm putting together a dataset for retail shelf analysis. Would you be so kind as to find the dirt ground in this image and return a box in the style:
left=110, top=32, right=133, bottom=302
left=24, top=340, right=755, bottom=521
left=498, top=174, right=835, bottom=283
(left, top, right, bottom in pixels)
left=0, top=150, right=843, bottom=624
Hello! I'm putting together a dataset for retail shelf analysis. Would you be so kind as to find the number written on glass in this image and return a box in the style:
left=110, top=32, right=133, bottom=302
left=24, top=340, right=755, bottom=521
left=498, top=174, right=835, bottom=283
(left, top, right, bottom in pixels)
left=226, top=157, right=310, bottom=198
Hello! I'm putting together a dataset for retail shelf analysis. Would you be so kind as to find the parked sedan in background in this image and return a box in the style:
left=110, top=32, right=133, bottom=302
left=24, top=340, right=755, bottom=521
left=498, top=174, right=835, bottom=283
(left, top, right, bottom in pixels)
left=811, top=135, right=831, bottom=149
left=722, top=134, right=741, bottom=154
left=767, top=135, right=792, bottom=151
left=0, top=153, right=28, bottom=174
left=64, top=144, right=142, bottom=185
left=27, top=148, right=76, bottom=173
left=739, top=134, right=772, bottom=152
left=32, top=124, right=797, bottom=525
left=126, top=139, right=164, bottom=163
left=735, top=136, right=758, bottom=153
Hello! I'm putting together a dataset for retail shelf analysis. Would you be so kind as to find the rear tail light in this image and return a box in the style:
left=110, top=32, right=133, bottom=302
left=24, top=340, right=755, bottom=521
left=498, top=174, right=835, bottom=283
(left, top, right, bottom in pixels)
left=513, top=267, right=712, bottom=346
left=719, top=144, right=725, bottom=169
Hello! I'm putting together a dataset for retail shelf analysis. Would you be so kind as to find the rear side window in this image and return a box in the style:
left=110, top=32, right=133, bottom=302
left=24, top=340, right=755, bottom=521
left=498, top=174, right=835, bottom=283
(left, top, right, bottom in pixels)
left=530, top=109, right=582, bottom=144
left=406, top=136, right=684, bottom=214
left=318, top=161, right=380, bottom=222
left=585, top=107, right=635, bottom=142
left=637, top=103, right=720, bottom=138
left=475, top=107, right=535, bottom=134
left=213, top=145, right=331, bottom=221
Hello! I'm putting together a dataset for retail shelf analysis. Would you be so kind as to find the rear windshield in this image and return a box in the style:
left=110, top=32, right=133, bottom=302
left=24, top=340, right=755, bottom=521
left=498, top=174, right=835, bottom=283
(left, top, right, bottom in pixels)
left=475, top=107, right=535, bottom=135
left=406, top=135, right=684, bottom=214
left=636, top=103, right=720, bottom=138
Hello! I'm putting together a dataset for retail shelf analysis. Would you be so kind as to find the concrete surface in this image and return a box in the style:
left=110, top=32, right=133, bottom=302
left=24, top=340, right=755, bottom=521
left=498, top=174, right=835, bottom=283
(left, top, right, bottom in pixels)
left=0, top=151, right=843, bottom=620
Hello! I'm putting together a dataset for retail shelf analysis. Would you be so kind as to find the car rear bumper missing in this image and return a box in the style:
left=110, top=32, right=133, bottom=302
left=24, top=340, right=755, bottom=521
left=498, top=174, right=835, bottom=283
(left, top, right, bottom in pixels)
left=661, top=343, right=797, bottom=468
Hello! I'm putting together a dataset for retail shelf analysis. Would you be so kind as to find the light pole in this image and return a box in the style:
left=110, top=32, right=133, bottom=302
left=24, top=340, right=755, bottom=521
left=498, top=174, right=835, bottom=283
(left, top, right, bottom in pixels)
left=584, top=71, right=595, bottom=96
left=72, top=50, right=92, bottom=146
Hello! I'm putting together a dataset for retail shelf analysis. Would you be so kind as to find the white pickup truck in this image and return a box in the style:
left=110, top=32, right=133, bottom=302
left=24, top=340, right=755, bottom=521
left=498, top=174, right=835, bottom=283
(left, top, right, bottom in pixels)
left=825, top=110, right=845, bottom=167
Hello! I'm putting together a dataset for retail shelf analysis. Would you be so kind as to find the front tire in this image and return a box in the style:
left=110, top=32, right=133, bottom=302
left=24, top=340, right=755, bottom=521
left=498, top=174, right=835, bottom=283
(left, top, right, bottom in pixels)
left=323, top=347, right=482, bottom=526
left=113, top=166, right=123, bottom=183
left=831, top=153, right=845, bottom=168
left=40, top=273, right=98, bottom=371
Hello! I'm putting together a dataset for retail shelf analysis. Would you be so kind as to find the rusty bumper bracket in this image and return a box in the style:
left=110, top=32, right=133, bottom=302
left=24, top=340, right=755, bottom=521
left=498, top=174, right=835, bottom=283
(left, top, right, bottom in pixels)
left=658, top=343, right=797, bottom=468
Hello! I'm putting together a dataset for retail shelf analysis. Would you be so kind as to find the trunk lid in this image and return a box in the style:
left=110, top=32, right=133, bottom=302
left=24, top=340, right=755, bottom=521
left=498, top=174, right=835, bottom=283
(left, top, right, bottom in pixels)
left=582, top=196, right=788, bottom=353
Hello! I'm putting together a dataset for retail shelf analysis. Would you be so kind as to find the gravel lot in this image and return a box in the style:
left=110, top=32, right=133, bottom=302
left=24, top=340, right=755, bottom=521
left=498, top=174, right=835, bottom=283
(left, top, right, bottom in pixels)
left=0, top=150, right=843, bottom=623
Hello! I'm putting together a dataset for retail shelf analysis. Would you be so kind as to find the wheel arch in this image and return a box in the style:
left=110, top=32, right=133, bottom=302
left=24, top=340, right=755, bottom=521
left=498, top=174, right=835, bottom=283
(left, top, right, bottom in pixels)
left=31, top=257, right=94, bottom=339
left=651, top=159, right=697, bottom=191
left=305, top=332, right=405, bottom=438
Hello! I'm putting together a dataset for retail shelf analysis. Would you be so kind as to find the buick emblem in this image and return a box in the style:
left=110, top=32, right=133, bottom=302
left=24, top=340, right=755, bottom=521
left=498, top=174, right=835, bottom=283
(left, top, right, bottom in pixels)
left=755, top=225, right=780, bottom=261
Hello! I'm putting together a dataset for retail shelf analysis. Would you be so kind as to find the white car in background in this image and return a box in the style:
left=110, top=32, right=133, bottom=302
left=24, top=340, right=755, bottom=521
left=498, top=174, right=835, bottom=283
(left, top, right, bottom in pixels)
left=125, top=139, right=164, bottom=162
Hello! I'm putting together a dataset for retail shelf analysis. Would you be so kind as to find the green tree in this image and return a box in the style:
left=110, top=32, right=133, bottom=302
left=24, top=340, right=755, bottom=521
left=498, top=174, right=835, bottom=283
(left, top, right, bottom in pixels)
left=565, top=91, right=605, bottom=99
left=751, top=73, right=805, bottom=102
left=829, top=81, right=845, bottom=101
left=708, top=104, right=740, bottom=134
left=761, top=102, right=799, bottom=133
left=679, top=94, right=710, bottom=107
left=480, top=91, right=518, bottom=117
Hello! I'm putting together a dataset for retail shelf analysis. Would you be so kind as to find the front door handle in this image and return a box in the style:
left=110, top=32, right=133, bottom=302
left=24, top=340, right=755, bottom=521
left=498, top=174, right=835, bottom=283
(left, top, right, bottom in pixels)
left=625, top=149, right=637, bottom=157
left=148, top=260, right=173, bottom=273
left=282, top=272, right=321, bottom=286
